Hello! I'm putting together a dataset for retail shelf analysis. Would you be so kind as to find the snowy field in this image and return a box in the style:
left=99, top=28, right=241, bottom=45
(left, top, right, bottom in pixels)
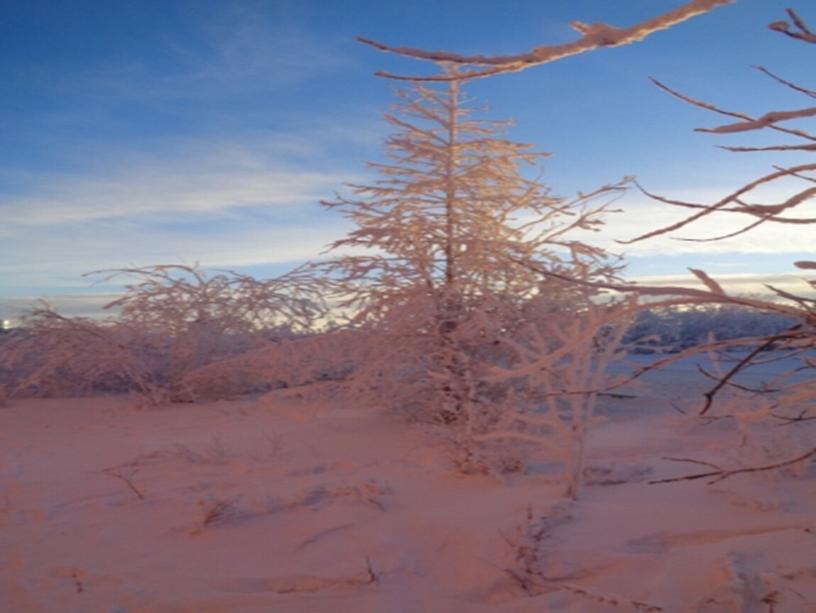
left=3, top=1, right=814, bottom=611
left=1, top=358, right=814, bottom=612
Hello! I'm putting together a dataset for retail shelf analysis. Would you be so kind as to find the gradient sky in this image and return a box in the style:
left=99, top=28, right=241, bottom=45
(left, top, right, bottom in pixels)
left=2, top=0, right=815, bottom=317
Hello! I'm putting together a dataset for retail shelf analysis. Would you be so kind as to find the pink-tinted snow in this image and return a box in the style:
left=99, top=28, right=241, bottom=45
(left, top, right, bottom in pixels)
left=1, top=369, right=814, bottom=612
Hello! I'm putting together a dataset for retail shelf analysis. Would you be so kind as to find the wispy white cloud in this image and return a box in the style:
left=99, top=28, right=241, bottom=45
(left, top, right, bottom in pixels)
left=628, top=271, right=815, bottom=298
left=4, top=0, right=813, bottom=299
left=178, top=4, right=352, bottom=90
left=0, top=0, right=386, bottom=299
left=0, top=132, right=371, bottom=296
left=5, top=169, right=814, bottom=298
left=0, top=218, right=343, bottom=277
left=2, top=162, right=348, bottom=225
left=32, top=3, right=354, bottom=104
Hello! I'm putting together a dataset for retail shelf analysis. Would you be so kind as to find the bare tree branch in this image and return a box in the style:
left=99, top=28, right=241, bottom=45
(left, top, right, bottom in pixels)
left=769, top=8, right=816, bottom=44
left=622, top=164, right=816, bottom=244
left=357, top=0, right=733, bottom=81
left=753, top=65, right=816, bottom=99
left=722, top=143, right=816, bottom=152
left=697, top=325, right=802, bottom=416
left=651, top=78, right=816, bottom=143
left=701, top=107, right=816, bottom=135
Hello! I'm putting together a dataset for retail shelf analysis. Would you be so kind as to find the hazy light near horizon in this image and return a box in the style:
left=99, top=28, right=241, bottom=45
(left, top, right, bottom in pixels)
left=1, top=270, right=810, bottom=327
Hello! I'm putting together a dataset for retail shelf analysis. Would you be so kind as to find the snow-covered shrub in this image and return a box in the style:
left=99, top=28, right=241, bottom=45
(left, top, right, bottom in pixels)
left=0, top=307, right=161, bottom=402
left=232, top=328, right=365, bottom=391
left=0, top=265, right=327, bottom=404
left=94, top=264, right=320, bottom=336
left=454, top=283, right=635, bottom=496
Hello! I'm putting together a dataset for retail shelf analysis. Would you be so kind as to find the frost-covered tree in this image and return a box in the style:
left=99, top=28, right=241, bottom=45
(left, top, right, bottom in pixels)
left=343, top=1, right=734, bottom=494
left=321, top=75, right=622, bottom=408
left=315, top=74, right=631, bottom=491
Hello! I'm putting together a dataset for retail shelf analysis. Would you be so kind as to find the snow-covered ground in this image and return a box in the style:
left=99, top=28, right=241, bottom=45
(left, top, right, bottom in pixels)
left=1, top=363, right=814, bottom=612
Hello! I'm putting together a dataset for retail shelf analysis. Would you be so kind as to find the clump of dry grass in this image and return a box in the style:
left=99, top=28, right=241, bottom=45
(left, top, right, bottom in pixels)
left=189, top=497, right=244, bottom=535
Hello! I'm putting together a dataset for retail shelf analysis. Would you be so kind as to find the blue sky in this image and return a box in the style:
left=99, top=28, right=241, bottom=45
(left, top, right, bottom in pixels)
left=2, top=0, right=815, bottom=317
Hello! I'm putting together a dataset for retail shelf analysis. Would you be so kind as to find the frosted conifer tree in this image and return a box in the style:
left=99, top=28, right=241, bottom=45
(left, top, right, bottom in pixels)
left=317, top=72, right=628, bottom=451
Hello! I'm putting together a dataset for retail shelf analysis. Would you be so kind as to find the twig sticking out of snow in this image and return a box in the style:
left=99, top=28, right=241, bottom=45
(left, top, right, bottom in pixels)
left=101, top=466, right=145, bottom=501
left=70, top=571, right=84, bottom=594
left=222, top=558, right=379, bottom=594
left=503, top=506, right=664, bottom=610
left=557, top=584, right=663, bottom=611
left=649, top=448, right=816, bottom=485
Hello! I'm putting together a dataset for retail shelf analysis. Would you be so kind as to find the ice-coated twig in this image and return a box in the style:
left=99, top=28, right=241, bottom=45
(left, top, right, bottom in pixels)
left=650, top=78, right=816, bottom=143
left=701, top=107, right=816, bottom=135
left=357, top=0, right=732, bottom=81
